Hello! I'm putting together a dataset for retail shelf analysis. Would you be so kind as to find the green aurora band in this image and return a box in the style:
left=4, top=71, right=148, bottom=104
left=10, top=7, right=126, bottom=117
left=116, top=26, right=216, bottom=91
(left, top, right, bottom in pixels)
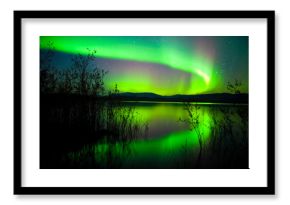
left=40, top=36, right=234, bottom=95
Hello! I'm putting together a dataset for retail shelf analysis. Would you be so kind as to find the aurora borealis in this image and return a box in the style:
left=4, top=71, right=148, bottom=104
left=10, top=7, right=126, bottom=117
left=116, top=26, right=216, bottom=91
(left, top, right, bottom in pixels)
left=40, top=36, right=248, bottom=95
left=40, top=36, right=249, bottom=169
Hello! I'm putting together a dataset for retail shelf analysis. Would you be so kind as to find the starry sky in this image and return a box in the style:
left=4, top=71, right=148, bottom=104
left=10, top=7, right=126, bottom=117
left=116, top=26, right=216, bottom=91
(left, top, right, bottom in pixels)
left=40, top=36, right=248, bottom=95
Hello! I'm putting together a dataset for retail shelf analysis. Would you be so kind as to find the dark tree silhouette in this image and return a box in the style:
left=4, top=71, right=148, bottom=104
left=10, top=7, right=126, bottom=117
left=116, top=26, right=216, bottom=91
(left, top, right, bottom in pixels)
left=70, top=49, right=97, bottom=95
left=227, top=79, right=242, bottom=94
left=40, top=44, right=108, bottom=96
left=40, top=41, right=57, bottom=93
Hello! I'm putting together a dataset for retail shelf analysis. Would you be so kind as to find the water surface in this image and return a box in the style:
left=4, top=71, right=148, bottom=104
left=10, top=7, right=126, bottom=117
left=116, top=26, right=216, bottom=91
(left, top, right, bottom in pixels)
left=41, top=101, right=248, bottom=169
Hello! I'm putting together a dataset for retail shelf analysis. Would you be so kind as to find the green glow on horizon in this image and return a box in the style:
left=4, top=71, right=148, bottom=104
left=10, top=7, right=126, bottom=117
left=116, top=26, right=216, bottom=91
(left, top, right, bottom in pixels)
left=40, top=36, right=224, bottom=95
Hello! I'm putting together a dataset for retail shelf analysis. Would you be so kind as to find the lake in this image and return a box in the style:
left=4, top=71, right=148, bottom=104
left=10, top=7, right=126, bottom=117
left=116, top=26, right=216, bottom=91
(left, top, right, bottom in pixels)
left=40, top=100, right=248, bottom=169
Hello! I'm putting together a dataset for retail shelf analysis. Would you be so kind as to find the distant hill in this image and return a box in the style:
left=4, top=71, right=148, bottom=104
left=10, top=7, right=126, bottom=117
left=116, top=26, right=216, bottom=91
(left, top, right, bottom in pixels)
left=113, top=92, right=161, bottom=98
left=41, top=92, right=249, bottom=104
left=111, top=92, right=248, bottom=104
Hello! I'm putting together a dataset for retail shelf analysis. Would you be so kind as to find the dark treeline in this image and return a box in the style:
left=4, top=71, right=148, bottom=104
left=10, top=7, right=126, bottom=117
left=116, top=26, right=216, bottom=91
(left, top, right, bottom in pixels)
left=40, top=42, right=107, bottom=96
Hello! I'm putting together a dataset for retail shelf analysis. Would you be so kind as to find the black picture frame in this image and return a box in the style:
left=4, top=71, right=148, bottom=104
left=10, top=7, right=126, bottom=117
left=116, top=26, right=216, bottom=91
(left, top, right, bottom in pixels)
left=14, top=10, right=275, bottom=195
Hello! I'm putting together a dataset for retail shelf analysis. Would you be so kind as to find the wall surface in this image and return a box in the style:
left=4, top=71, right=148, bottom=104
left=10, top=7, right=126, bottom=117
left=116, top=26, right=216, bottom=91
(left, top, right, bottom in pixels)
left=0, top=0, right=287, bottom=204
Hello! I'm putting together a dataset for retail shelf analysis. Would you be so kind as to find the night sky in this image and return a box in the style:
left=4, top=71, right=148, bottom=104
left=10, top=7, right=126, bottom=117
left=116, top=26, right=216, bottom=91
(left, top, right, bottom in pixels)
left=40, top=36, right=248, bottom=95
